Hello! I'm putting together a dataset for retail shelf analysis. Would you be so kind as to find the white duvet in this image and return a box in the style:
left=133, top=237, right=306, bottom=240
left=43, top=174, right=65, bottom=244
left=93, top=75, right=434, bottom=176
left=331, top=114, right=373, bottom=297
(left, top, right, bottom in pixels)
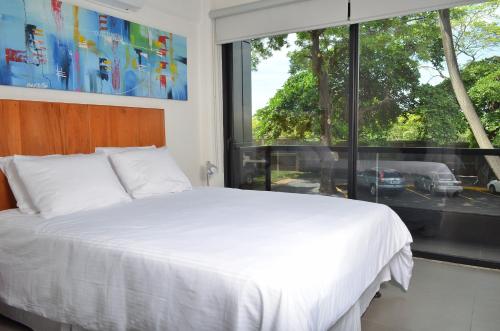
left=0, top=188, right=413, bottom=331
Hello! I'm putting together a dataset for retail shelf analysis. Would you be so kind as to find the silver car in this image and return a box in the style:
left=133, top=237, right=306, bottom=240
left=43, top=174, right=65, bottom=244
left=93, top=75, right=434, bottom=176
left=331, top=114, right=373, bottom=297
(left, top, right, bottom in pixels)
left=415, top=172, right=463, bottom=197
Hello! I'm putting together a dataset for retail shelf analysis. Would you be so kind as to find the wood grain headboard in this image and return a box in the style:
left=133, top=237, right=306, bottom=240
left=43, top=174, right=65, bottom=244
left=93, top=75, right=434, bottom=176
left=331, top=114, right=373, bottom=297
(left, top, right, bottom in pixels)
left=0, top=99, right=166, bottom=211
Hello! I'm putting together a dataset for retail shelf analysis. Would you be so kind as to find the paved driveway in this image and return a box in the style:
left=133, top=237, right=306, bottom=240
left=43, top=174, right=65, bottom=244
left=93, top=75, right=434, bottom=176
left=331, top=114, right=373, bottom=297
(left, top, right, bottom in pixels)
left=271, top=178, right=500, bottom=216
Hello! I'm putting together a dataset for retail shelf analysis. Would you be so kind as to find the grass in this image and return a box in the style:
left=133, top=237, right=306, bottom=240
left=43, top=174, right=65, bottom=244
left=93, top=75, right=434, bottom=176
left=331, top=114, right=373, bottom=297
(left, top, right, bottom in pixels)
left=271, top=170, right=304, bottom=182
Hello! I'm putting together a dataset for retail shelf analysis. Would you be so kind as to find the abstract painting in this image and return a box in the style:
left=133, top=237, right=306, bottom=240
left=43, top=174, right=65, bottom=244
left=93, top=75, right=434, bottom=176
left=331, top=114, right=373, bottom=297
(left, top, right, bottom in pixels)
left=0, top=0, right=188, bottom=100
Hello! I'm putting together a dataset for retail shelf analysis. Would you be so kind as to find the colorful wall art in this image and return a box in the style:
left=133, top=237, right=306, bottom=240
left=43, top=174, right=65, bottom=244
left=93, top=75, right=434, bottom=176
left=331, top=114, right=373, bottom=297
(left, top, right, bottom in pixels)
left=0, top=0, right=188, bottom=100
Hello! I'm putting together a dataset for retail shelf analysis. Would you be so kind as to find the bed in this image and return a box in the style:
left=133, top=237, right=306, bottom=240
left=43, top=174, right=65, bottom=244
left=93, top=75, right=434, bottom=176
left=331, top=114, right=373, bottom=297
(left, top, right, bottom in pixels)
left=0, top=99, right=413, bottom=331
left=0, top=188, right=412, bottom=331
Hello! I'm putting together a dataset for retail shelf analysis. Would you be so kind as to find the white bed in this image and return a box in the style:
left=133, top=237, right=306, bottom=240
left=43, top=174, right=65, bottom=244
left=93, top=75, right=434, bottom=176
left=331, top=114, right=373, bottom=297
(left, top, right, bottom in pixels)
left=0, top=187, right=413, bottom=331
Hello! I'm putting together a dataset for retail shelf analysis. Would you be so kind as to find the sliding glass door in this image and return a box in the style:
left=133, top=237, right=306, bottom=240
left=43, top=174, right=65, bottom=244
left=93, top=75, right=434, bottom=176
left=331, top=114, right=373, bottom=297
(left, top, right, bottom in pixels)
left=223, top=0, right=500, bottom=267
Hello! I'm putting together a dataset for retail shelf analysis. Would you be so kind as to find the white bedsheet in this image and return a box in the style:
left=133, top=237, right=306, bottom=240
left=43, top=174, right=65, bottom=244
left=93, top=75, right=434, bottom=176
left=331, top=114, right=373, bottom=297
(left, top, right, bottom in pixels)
left=0, top=188, right=413, bottom=331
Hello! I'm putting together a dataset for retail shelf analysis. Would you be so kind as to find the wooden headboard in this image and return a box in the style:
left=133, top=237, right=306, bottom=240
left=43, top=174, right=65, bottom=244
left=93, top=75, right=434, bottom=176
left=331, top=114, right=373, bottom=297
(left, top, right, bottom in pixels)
left=0, top=99, right=166, bottom=211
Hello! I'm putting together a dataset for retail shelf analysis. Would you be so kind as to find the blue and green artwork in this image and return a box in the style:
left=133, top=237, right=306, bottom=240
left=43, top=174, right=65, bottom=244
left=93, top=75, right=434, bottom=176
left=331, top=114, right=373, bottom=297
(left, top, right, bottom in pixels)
left=0, top=0, right=188, bottom=100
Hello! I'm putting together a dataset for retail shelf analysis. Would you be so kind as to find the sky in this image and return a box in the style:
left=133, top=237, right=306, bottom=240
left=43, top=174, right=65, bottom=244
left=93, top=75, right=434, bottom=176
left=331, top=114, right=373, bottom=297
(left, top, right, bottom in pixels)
left=251, top=35, right=297, bottom=113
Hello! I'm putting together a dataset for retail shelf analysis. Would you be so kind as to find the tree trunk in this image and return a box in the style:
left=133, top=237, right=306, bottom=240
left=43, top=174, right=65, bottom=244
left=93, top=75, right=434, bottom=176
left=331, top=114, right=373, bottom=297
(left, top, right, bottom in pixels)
left=438, top=9, right=500, bottom=179
left=310, top=30, right=337, bottom=194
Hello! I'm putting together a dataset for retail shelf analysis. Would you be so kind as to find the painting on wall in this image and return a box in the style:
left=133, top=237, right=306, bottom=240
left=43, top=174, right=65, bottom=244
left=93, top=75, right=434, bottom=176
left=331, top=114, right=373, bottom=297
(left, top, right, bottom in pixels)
left=0, top=0, right=188, bottom=100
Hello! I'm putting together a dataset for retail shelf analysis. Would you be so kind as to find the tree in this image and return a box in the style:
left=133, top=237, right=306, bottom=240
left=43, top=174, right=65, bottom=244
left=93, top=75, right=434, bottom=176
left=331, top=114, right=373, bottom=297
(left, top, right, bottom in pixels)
left=253, top=28, right=350, bottom=193
left=253, top=18, right=433, bottom=145
left=254, top=71, right=318, bottom=143
left=408, top=83, right=468, bottom=145
left=387, top=114, right=425, bottom=142
left=386, top=57, right=499, bottom=147
left=252, top=0, right=500, bottom=186
left=461, top=57, right=500, bottom=147
left=438, top=8, right=500, bottom=179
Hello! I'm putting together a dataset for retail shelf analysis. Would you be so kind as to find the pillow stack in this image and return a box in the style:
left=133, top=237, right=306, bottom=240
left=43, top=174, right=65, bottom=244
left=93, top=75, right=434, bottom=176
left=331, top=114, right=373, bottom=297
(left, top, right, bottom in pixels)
left=0, top=146, right=191, bottom=219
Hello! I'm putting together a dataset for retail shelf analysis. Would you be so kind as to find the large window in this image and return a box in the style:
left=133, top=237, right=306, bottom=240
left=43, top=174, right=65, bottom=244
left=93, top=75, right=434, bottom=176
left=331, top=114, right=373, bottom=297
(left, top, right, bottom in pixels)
left=224, top=1, right=500, bottom=267
left=356, top=4, right=500, bottom=263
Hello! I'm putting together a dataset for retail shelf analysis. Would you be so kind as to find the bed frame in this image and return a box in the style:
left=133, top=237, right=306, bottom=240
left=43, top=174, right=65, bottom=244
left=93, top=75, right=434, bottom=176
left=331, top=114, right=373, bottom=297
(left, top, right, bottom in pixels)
left=0, top=99, right=166, bottom=212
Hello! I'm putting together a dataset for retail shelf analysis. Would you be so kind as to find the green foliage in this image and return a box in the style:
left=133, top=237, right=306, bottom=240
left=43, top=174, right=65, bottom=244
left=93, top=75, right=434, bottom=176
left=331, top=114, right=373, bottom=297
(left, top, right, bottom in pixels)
left=251, top=1, right=500, bottom=147
left=387, top=56, right=500, bottom=146
left=252, top=27, right=351, bottom=144
left=462, top=57, right=500, bottom=112
left=413, top=83, right=468, bottom=145
left=254, top=71, right=318, bottom=143
left=461, top=57, right=500, bottom=146
left=356, top=17, right=423, bottom=144
left=387, top=114, right=425, bottom=141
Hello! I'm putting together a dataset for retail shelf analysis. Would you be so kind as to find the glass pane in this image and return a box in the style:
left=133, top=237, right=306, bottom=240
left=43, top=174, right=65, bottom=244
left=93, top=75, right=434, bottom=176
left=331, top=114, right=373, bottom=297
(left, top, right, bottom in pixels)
left=358, top=1, right=500, bottom=263
left=270, top=148, right=348, bottom=197
left=232, top=27, right=350, bottom=197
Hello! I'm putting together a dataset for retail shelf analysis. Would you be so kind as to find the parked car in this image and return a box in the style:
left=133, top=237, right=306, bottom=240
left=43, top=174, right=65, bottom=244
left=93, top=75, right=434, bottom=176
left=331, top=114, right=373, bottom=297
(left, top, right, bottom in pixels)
left=488, top=179, right=500, bottom=194
left=357, top=168, right=406, bottom=196
left=414, top=172, right=463, bottom=197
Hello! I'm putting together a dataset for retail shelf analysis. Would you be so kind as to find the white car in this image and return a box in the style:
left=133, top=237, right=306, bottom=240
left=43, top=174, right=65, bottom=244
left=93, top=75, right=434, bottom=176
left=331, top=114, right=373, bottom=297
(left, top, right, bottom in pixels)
left=488, top=179, right=500, bottom=193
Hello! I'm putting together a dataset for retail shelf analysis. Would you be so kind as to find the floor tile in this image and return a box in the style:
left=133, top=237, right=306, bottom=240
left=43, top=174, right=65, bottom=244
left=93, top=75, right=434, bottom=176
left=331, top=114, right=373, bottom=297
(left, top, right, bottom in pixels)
left=363, top=258, right=500, bottom=331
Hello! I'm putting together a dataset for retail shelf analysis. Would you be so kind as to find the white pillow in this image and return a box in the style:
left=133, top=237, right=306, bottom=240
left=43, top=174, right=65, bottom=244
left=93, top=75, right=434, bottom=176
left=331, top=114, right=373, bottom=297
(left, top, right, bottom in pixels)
left=0, top=156, right=38, bottom=214
left=13, top=154, right=132, bottom=218
left=95, top=145, right=156, bottom=155
left=109, top=148, right=192, bottom=199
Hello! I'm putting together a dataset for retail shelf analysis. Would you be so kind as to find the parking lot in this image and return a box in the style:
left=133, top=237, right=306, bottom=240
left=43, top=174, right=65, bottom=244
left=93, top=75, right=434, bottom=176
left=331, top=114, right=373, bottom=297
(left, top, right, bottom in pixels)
left=268, top=177, right=500, bottom=216
left=356, top=185, right=500, bottom=216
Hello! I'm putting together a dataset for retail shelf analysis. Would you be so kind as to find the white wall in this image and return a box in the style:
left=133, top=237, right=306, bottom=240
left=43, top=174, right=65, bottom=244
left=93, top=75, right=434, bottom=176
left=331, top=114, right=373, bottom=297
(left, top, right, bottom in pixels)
left=0, top=0, right=209, bottom=186
left=191, top=0, right=226, bottom=187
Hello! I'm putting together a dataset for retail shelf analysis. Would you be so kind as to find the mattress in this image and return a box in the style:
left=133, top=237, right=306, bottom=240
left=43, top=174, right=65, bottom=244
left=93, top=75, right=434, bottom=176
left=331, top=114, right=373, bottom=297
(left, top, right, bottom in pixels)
left=0, top=187, right=413, bottom=331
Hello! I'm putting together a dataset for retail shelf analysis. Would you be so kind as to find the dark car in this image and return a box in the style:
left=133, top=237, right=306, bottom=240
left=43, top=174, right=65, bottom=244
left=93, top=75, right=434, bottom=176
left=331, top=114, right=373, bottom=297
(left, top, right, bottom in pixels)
left=357, top=168, right=406, bottom=196
left=414, top=172, right=463, bottom=197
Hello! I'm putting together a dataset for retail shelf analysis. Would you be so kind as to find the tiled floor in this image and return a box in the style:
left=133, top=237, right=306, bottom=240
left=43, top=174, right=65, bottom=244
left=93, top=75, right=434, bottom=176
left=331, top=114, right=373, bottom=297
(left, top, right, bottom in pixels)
left=363, top=258, right=500, bottom=331
left=1, top=258, right=499, bottom=331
